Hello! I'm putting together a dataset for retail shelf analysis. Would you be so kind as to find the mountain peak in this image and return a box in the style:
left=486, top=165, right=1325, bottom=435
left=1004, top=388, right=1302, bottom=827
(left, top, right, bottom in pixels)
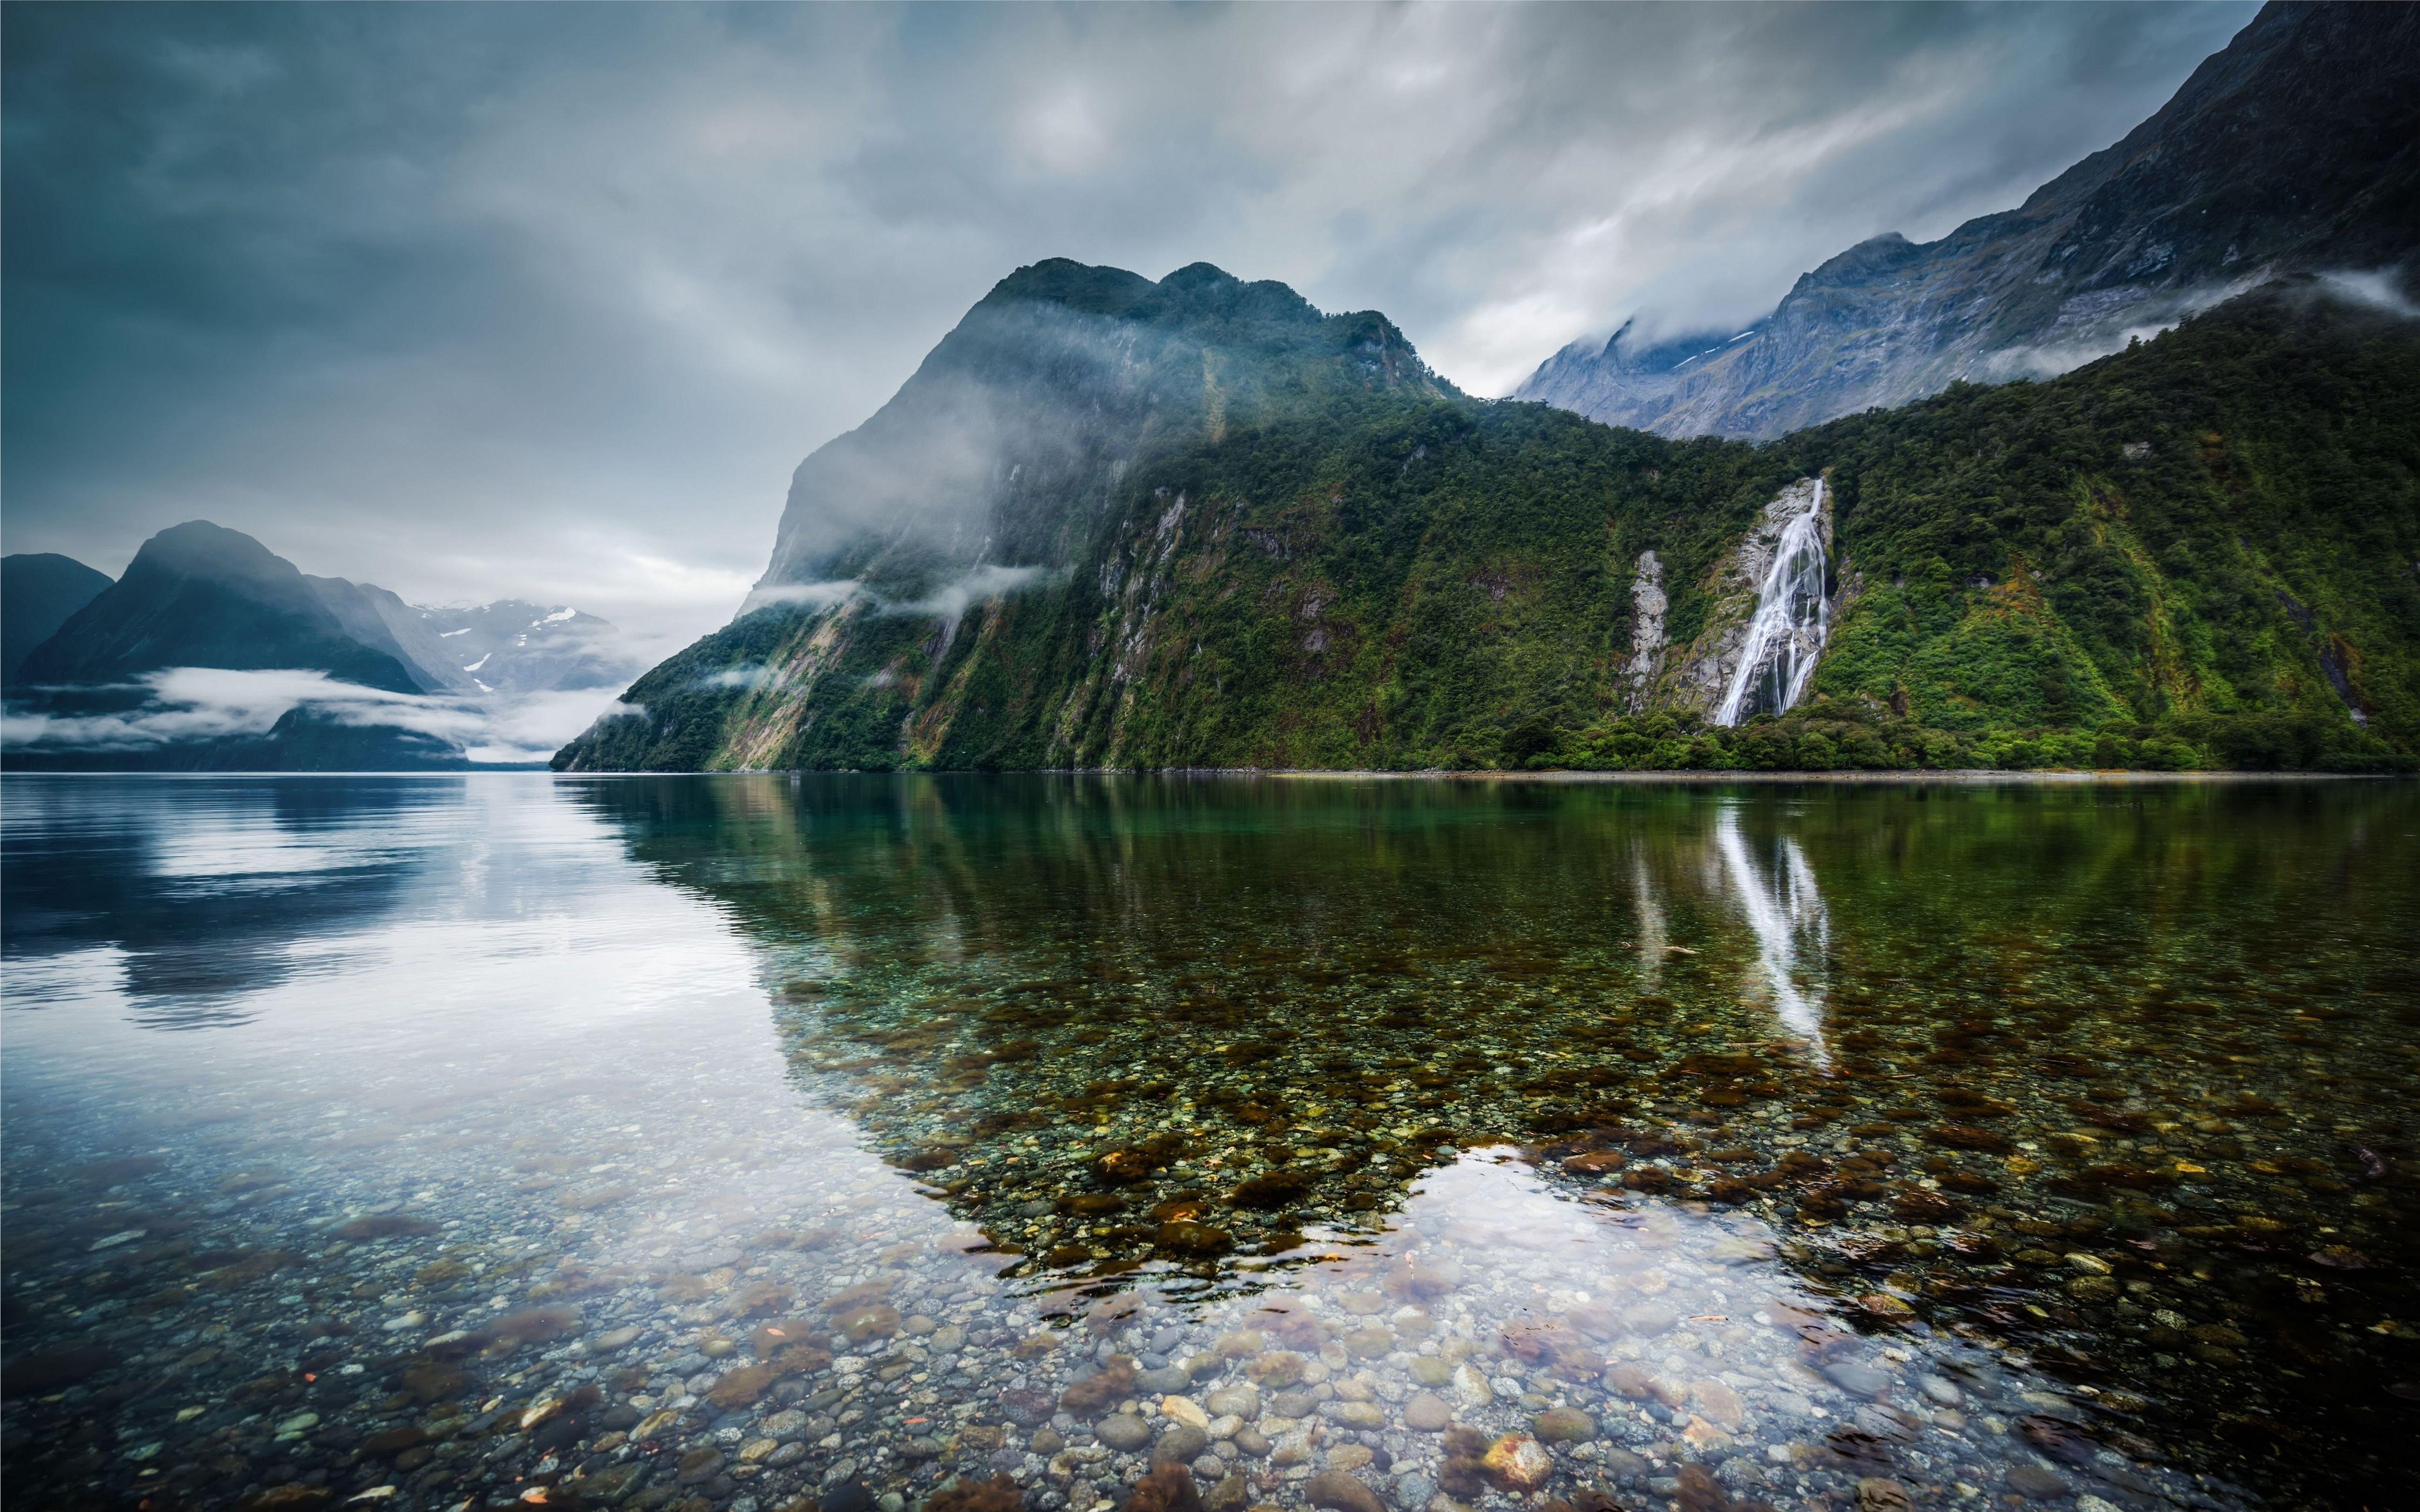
left=755, top=257, right=1442, bottom=594
left=978, top=256, right=1324, bottom=330
left=1520, top=0, right=2420, bottom=438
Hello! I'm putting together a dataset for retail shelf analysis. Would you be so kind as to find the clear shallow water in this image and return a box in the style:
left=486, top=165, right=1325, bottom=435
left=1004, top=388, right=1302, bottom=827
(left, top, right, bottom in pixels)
left=2, top=775, right=2414, bottom=1512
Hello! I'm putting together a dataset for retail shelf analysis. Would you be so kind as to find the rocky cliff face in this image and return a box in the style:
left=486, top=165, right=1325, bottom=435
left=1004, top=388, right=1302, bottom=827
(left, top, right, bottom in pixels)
left=1518, top=1, right=2420, bottom=439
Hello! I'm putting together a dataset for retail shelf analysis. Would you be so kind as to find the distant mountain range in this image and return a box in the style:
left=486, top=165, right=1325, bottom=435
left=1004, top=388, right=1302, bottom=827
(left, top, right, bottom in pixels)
left=1517, top=1, right=2420, bottom=438
left=2, top=521, right=638, bottom=769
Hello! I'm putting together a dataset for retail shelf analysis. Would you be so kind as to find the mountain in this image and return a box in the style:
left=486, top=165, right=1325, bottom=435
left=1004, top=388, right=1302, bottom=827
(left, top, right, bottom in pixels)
left=1, top=553, right=113, bottom=682
left=558, top=261, right=2418, bottom=775
left=302, top=581, right=631, bottom=696
left=13, top=521, right=424, bottom=694
left=1517, top=1, right=2420, bottom=439
left=4, top=520, right=633, bottom=770
left=395, top=600, right=632, bottom=696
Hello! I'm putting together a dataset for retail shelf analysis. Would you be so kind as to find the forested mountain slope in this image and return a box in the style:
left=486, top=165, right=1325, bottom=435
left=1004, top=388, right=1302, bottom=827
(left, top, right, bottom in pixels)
left=558, top=267, right=2416, bottom=775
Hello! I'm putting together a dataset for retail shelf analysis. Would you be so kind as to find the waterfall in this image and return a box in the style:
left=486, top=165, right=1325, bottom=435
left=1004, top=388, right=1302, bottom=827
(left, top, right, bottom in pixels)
left=1713, top=478, right=1830, bottom=726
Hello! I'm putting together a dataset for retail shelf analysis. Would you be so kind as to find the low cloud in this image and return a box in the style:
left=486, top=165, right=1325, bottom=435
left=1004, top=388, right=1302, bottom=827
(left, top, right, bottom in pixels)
left=739, top=564, right=1049, bottom=622
left=1, top=667, right=624, bottom=764
left=2315, top=269, right=2420, bottom=320
left=740, top=580, right=862, bottom=613
left=1976, top=269, right=2275, bottom=382
left=890, top=564, right=1047, bottom=619
left=686, top=666, right=784, bottom=694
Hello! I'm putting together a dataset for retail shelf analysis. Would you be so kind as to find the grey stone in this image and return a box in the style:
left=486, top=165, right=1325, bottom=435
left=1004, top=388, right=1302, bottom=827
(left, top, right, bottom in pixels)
left=1151, top=1424, right=1209, bottom=1465
left=1204, top=1386, right=1260, bottom=1421
left=1824, top=1360, right=1892, bottom=1398
left=1096, top=1416, right=1152, bottom=1453
left=1622, top=1305, right=1678, bottom=1337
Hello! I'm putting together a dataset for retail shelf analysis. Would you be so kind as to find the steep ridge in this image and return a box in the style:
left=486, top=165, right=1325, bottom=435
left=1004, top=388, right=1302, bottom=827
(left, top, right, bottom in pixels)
left=561, top=269, right=2418, bottom=774
left=1518, top=1, right=2420, bottom=439
left=1, top=553, right=113, bottom=682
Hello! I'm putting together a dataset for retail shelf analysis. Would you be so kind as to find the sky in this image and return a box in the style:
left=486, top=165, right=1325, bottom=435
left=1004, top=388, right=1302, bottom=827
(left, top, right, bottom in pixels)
left=3, top=0, right=2259, bottom=662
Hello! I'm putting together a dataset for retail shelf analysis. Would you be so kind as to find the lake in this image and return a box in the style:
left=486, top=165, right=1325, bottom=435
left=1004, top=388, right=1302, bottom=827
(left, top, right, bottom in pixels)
left=2, top=773, right=2413, bottom=1512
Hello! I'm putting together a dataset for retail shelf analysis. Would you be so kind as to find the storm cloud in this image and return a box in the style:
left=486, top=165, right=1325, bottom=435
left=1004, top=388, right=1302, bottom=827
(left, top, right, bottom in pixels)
left=3, top=2, right=2256, bottom=658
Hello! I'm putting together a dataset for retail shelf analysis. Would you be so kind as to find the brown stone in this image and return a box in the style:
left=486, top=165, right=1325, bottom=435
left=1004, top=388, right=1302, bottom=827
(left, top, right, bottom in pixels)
left=1675, top=1464, right=1727, bottom=1512
left=1305, top=1470, right=1385, bottom=1512
left=1693, top=1380, right=1744, bottom=1431
left=709, top=1364, right=777, bottom=1409
left=1058, top=1356, right=1137, bottom=1416
left=235, top=1486, right=334, bottom=1512
left=732, top=1280, right=795, bottom=1317
left=492, top=1306, right=581, bottom=1345
left=928, top=1476, right=1026, bottom=1512
left=1856, top=1479, right=1915, bottom=1512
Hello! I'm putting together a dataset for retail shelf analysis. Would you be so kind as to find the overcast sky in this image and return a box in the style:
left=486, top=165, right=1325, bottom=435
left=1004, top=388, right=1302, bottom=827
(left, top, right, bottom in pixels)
left=3, top=1, right=2258, bottom=659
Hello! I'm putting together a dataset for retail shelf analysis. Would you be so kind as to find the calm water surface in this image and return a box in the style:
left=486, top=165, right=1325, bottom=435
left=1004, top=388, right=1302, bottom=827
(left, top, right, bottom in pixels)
left=2, top=775, right=2413, bottom=1512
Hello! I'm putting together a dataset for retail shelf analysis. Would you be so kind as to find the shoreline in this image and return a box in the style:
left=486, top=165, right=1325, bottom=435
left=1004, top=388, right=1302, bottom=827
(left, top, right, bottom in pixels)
left=1, top=766, right=2395, bottom=783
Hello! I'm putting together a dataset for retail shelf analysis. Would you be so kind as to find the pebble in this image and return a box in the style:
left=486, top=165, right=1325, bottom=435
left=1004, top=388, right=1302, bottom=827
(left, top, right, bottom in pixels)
left=1450, top=1363, right=1492, bottom=1407
left=1403, top=1392, right=1452, bottom=1432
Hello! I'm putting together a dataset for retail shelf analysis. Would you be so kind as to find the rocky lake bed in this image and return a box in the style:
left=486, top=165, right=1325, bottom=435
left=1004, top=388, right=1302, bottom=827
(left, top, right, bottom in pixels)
left=3, top=775, right=2413, bottom=1512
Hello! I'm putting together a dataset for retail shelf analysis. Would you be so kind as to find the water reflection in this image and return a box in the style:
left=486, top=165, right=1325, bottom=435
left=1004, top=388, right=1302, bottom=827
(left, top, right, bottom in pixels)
left=568, top=774, right=2418, bottom=1510
left=1710, top=809, right=1829, bottom=1065
left=0, top=774, right=2412, bottom=1512
left=0, top=775, right=457, bottom=1024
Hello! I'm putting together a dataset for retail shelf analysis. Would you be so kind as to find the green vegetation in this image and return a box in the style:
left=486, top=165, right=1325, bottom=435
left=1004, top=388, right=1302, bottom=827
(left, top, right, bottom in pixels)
left=560, top=280, right=2419, bottom=775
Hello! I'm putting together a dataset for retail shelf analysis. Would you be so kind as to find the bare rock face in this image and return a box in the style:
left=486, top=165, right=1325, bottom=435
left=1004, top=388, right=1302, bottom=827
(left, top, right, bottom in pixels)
left=1519, top=2, right=2420, bottom=439
left=1656, top=478, right=1832, bottom=721
left=1622, top=550, right=1667, bottom=713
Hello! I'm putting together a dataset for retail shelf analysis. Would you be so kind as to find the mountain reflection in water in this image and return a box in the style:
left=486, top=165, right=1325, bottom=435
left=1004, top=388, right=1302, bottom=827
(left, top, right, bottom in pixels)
left=0, top=774, right=2412, bottom=1512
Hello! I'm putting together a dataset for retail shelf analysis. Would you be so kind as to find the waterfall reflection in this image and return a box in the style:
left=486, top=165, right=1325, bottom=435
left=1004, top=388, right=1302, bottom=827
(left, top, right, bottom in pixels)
left=1629, top=850, right=1667, bottom=994
left=1712, top=808, right=1830, bottom=1065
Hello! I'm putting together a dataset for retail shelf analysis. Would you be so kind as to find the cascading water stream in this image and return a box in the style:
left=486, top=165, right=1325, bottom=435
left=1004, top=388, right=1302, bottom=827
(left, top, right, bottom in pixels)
left=1714, top=477, right=1829, bottom=726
